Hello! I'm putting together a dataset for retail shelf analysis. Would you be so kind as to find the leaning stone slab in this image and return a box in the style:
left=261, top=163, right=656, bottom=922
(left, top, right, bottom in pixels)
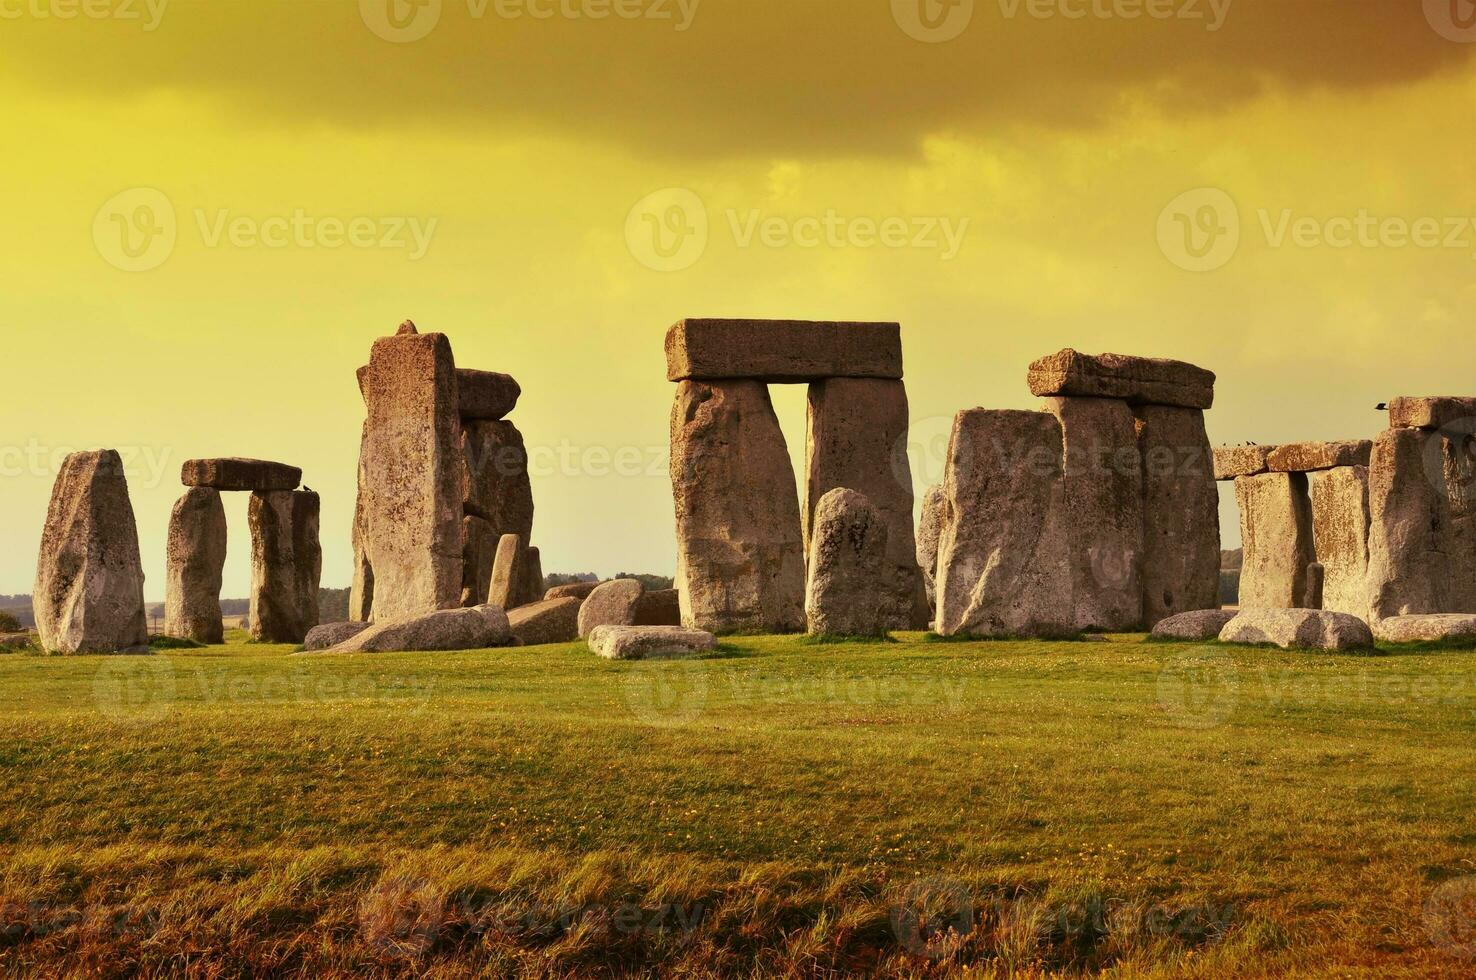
left=1218, top=609, right=1374, bottom=651
left=1312, top=467, right=1371, bottom=620
left=634, top=589, right=682, bottom=627
left=1372, top=614, right=1476, bottom=645
left=546, top=581, right=602, bottom=601
left=665, top=319, right=902, bottom=382
left=1388, top=396, right=1476, bottom=431
left=520, top=546, right=544, bottom=608
left=322, top=606, right=512, bottom=654
left=1267, top=441, right=1373, bottom=474
left=487, top=534, right=525, bottom=610
left=249, top=490, right=322, bottom=644
left=806, top=488, right=891, bottom=637
left=33, top=450, right=149, bottom=654
left=1028, top=349, right=1215, bottom=410
left=508, top=597, right=582, bottom=646
left=1137, top=406, right=1221, bottom=627
left=182, top=458, right=301, bottom=492
left=458, top=369, right=521, bottom=420
left=578, top=579, right=645, bottom=638
left=164, top=487, right=227, bottom=644
left=1148, top=608, right=1237, bottom=642
left=1235, top=472, right=1315, bottom=610
left=303, top=621, right=370, bottom=652
left=1213, top=445, right=1276, bottom=481
left=588, top=626, right=716, bottom=661
left=917, top=485, right=948, bottom=611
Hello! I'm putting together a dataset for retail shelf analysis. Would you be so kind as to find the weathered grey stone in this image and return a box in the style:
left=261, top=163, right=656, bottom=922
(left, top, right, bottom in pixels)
left=917, top=485, right=947, bottom=611
left=934, top=410, right=1075, bottom=638
left=805, top=378, right=928, bottom=630
left=1388, top=396, right=1476, bottom=431
left=181, top=458, right=301, bottom=492
left=457, top=369, right=521, bottom=421
left=1149, top=608, right=1237, bottom=642
left=248, top=490, right=321, bottom=644
left=804, top=488, right=891, bottom=637
left=1043, top=397, right=1144, bottom=631
left=1312, top=467, right=1370, bottom=620
left=303, top=621, right=370, bottom=651
left=1302, top=562, right=1325, bottom=610
left=164, top=487, right=227, bottom=644
left=666, top=319, right=903, bottom=383
left=1441, top=428, right=1476, bottom=614
left=1267, top=441, right=1373, bottom=474
left=1137, top=406, right=1221, bottom=626
left=487, top=534, right=525, bottom=610
left=588, top=625, right=716, bottom=661
left=670, top=380, right=806, bottom=634
left=578, top=579, right=645, bottom=638
left=1218, top=609, right=1374, bottom=651
left=1219, top=570, right=1240, bottom=606
left=1028, top=349, right=1215, bottom=410
left=462, top=419, right=535, bottom=544
left=349, top=421, right=374, bottom=623
left=545, top=581, right=602, bottom=601
left=33, top=450, right=149, bottom=654
left=508, top=597, right=582, bottom=646
left=1372, top=614, right=1476, bottom=645
left=1213, top=445, right=1275, bottom=481
left=461, top=516, right=495, bottom=608
left=359, top=331, right=465, bottom=621
left=1235, top=473, right=1315, bottom=610
left=634, top=589, right=682, bottom=627
left=519, top=546, right=544, bottom=608
left=321, top=605, right=512, bottom=654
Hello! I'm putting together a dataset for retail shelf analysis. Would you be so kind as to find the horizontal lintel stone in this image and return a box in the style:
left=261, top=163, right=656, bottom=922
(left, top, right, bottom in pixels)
left=1387, top=396, right=1476, bottom=431
left=665, top=318, right=902, bottom=382
left=1027, top=348, right=1215, bottom=409
left=181, top=458, right=301, bottom=492
left=1267, top=440, right=1372, bottom=474
left=1213, top=445, right=1276, bottom=481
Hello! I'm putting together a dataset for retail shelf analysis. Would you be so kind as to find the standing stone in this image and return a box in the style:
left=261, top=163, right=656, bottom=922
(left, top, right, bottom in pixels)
left=360, top=331, right=464, bottom=622
left=350, top=421, right=374, bottom=623
left=805, top=378, right=928, bottom=630
left=1234, top=472, right=1315, bottom=609
left=33, top=450, right=149, bottom=654
left=1441, top=428, right=1476, bottom=612
left=1043, top=397, right=1144, bottom=631
left=1136, top=406, right=1221, bottom=626
left=917, top=485, right=948, bottom=613
left=519, top=546, right=544, bottom=608
left=934, top=410, right=1075, bottom=638
left=164, top=487, right=227, bottom=644
left=461, top=515, right=495, bottom=608
left=1302, top=562, right=1325, bottom=611
left=1311, top=466, right=1371, bottom=620
left=670, top=380, right=806, bottom=634
left=487, top=534, right=525, bottom=610
left=577, top=578, right=645, bottom=638
left=462, top=419, right=535, bottom=546
left=248, top=490, right=322, bottom=644
left=805, top=488, right=891, bottom=637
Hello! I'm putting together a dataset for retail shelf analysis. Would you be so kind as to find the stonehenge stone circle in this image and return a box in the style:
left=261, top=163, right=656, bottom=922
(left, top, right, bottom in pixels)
left=1234, top=472, right=1315, bottom=609
left=916, top=485, right=948, bottom=611
left=805, top=488, right=891, bottom=637
left=508, top=597, right=582, bottom=646
left=248, top=490, right=322, bottom=644
left=1218, top=609, right=1374, bottom=651
left=164, top=487, right=228, bottom=644
left=666, top=319, right=902, bottom=382
left=487, top=533, right=526, bottom=611
left=578, top=578, right=645, bottom=639
left=181, top=457, right=302, bottom=492
left=588, top=625, right=716, bottom=661
left=1136, top=405, right=1220, bottom=626
left=1311, top=466, right=1371, bottom=620
left=33, top=450, right=149, bottom=654
left=1028, top=349, right=1215, bottom=410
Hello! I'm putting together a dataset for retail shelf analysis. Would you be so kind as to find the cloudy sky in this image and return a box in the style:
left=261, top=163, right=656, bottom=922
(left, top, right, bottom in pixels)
left=3, top=0, right=1473, bottom=598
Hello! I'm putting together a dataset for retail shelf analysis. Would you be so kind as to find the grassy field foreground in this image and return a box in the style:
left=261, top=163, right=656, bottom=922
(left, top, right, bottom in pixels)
left=0, top=631, right=1474, bottom=977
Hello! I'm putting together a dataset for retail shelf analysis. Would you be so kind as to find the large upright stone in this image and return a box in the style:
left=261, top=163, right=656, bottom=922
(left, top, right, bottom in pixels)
left=248, top=490, right=321, bottom=644
left=164, top=487, right=227, bottom=644
left=349, top=422, right=374, bottom=623
left=487, top=534, right=525, bottom=610
left=520, top=546, right=544, bottom=608
left=670, top=380, right=806, bottom=634
left=1043, top=397, right=1144, bottom=631
left=360, top=331, right=465, bottom=621
left=1312, top=466, right=1371, bottom=620
left=916, top=485, right=948, bottom=611
left=1028, top=349, right=1215, bottom=410
left=33, top=450, right=149, bottom=654
left=934, top=410, right=1075, bottom=638
left=804, top=378, right=928, bottom=630
left=1136, top=406, right=1221, bottom=626
left=805, top=488, right=891, bottom=637
left=181, top=458, right=301, bottom=492
left=666, top=319, right=903, bottom=383
left=462, top=420, right=534, bottom=542
left=1235, top=472, right=1315, bottom=609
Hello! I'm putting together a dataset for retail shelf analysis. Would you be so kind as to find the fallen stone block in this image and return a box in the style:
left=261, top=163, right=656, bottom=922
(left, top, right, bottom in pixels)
left=1028, top=349, right=1215, bottom=410
left=1267, top=441, right=1372, bottom=474
left=1213, top=446, right=1275, bottom=481
left=578, top=579, right=645, bottom=638
left=1148, top=608, right=1237, bottom=642
left=1218, top=609, right=1374, bottom=651
left=508, top=597, right=582, bottom=646
left=1388, top=396, right=1476, bottom=431
left=588, top=625, right=716, bottom=661
left=806, top=488, right=891, bottom=637
left=665, top=319, right=903, bottom=382
left=0, top=633, right=36, bottom=652
left=1372, top=614, right=1476, bottom=645
left=181, top=458, right=301, bottom=492
left=303, top=621, right=371, bottom=651
left=458, top=369, right=521, bottom=420
left=322, top=606, right=512, bottom=654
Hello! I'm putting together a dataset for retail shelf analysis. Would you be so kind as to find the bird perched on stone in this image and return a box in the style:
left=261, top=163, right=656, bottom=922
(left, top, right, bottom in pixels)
left=1376, top=402, right=1388, bottom=411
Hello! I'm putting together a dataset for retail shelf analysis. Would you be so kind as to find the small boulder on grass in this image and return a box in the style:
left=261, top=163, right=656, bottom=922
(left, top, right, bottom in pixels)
left=508, top=597, right=582, bottom=646
left=589, top=626, right=715, bottom=661
left=303, top=621, right=371, bottom=652
left=1149, top=609, right=1237, bottom=642
left=578, top=580, right=644, bottom=638
left=1218, top=609, right=1374, bottom=651
left=1372, top=614, right=1476, bottom=646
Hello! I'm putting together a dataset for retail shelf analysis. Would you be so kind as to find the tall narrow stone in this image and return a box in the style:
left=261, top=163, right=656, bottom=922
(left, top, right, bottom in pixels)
left=164, top=487, right=227, bottom=644
left=1311, top=466, right=1371, bottom=620
left=33, top=450, right=149, bottom=654
left=1235, top=472, right=1315, bottom=609
left=917, top=485, right=948, bottom=612
left=249, top=490, right=322, bottom=644
left=804, top=378, right=928, bottom=630
left=461, top=515, right=495, bottom=608
left=1136, top=406, right=1221, bottom=625
left=806, top=488, right=891, bottom=637
left=670, top=380, right=806, bottom=634
left=520, top=545, right=544, bottom=607
left=349, top=423, right=374, bottom=623
left=487, top=533, right=525, bottom=610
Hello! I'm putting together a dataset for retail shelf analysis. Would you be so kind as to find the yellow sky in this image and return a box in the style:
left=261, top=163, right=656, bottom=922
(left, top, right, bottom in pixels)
left=3, top=0, right=1474, bottom=597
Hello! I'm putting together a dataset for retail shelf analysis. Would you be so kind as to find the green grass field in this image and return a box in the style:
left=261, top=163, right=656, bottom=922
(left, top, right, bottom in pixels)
left=1, top=632, right=1473, bottom=977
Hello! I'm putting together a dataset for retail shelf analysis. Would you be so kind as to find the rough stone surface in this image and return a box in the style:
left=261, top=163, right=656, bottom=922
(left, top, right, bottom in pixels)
left=487, top=534, right=525, bottom=610
left=33, top=450, right=149, bottom=654
left=1149, top=608, right=1237, bottom=642
left=1235, top=473, right=1315, bottom=610
left=805, top=378, right=928, bottom=629
left=1312, top=466, right=1371, bottom=620
left=181, top=458, right=301, bottom=492
left=349, top=421, right=374, bottom=622
left=303, top=621, right=370, bottom=652
left=670, top=380, right=806, bottom=634
left=1268, top=441, right=1373, bottom=474
left=359, top=331, right=465, bottom=621
left=1136, top=406, right=1221, bottom=626
left=578, top=579, right=645, bottom=638
left=1388, top=396, right=1476, bottom=431
left=1043, top=397, right=1144, bottom=631
left=633, top=589, right=682, bottom=627
left=545, top=581, right=602, bottom=601
left=462, top=419, right=535, bottom=545
left=164, top=487, right=227, bottom=644
left=1218, top=609, right=1374, bottom=651
left=804, top=488, right=891, bottom=637
left=934, top=410, right=1075, bottom=638
left=0, top=634, right=34, bottom=652
left=665, top=319, right=903, bottom=383
left=457, top=369, right=521, bottom=420
left=917, top=485, right=948, bottom=610
left=460, top=516, right=495, bottom=608
left=1213, top=445, right=1275, bottom=481
left=1302, top=562, right=1325, bottom=610
left=322, top=605, right=512, bottom=654
left=588, top=625, right=716, bottom=661
left=1372, top=614, right=1476, bottom=645
left=248, top=491, right=322, bottom=644
left=508, top=597, right=582, bottom=646
left=519, top=546, right=544, bottom=608
left=1028, top=349, right=1215, bottom=410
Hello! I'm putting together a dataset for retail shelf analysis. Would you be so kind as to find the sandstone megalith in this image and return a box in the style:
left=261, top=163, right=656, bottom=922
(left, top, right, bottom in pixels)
left=457, top=369, right=521, bottom=420
left=1213, top=445, right=1276, bottom=481
left=164, top=487, right=228, bottom=644
left=805, top=488, right=891, bottom=637
left=249, top=490, right=322, bottom=644
left=1367, top=428, right=1460, bottom=618
left=1388, top=396, right=1476, bottom=431
left=1028, top=349, right=1215, bottom=410
left=1311, top=466, right=1371, bottom=620
left=487, top=533, right=525, bottom=610
left=461, top=515, right=495, bottom=608
left=1235, top=472, right=1315, bottom=609
left=1136, top=405, right=1221, bottom=625
left=1268, top=440, right=1372, bottom=474
left=916, top=485, right=948, bottom=613
left=349, top=422, right=375, bottom=623
left=181, top=458, right=301, bottom=492
left=462, top=419, right=534, bottom=541
left=666, top=319, right=902, bottom=383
